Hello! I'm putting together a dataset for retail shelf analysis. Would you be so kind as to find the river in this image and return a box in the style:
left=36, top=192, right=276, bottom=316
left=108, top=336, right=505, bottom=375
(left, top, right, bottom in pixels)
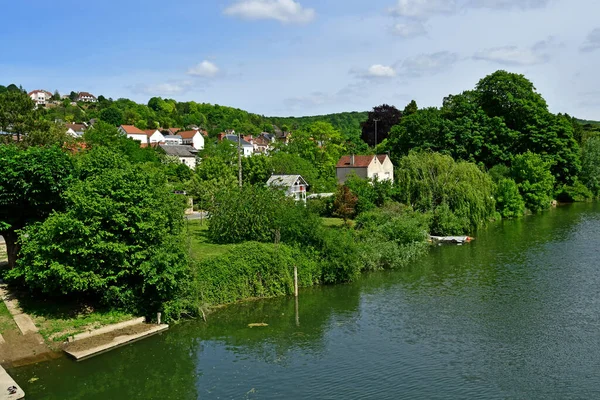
left=9, top=203, right=600, bottom=399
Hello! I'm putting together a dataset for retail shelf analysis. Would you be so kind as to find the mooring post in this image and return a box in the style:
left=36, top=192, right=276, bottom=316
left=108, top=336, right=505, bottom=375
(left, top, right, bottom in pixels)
left=294, top=266, right=298, bottom=297
left=157, top=312, right=162, bottom=325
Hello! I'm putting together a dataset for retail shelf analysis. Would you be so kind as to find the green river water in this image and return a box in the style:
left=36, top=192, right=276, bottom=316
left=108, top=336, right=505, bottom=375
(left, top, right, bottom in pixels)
left=9, top=203, right=600, bottom=399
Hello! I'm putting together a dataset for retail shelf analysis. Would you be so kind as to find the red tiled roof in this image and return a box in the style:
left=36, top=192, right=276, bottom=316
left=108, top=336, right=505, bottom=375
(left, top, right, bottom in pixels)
left=169, top=128, right=181, bottom=134
left=376, top=155, right=389, bottom=164
left=120, top=125, right=146, bottom=134
left=336, top=155, right=376, bottom=168
left=78, top=92, right=96, bottom=98
left=178, top=130, right=199, bottom=139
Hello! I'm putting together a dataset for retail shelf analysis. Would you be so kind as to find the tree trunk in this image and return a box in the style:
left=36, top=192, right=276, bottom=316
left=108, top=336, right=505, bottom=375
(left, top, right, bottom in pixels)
left=3, top=230, right=20, bottom=269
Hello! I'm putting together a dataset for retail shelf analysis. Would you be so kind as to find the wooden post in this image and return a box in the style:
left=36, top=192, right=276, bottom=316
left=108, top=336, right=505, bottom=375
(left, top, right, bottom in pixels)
left=294, top=265, right=298, bottom=298
left=295, top=295, right=299, bottom=327
left=157, top=312, right=161, bottom=325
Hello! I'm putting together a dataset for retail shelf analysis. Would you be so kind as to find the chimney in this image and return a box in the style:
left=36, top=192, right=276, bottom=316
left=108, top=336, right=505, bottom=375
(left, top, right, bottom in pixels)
left=351, top=154, right=355, bottom=165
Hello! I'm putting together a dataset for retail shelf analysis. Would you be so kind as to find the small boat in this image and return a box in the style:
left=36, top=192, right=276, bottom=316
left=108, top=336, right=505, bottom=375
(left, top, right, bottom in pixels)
left=429, top=236, right=473, bottom=244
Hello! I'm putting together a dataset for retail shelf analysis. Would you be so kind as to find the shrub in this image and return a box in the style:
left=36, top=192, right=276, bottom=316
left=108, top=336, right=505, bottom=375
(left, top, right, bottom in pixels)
left=193, top=242, right=321, bottom=305
left=495, top=178, right=525, bottom=218
left=395, top=152, right=496, bottom=233
left=555, top=180, right=593, bottom=203
left=8, top=158, right=189, bottom=315
left=511, top=152, right=555, bottom=212
left=580, top=137, right=600, bottom=196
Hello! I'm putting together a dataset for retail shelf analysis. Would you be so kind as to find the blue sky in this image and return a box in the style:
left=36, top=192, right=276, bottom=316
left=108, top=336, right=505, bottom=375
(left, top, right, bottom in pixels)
left=2, top=0, right=600, bottom=118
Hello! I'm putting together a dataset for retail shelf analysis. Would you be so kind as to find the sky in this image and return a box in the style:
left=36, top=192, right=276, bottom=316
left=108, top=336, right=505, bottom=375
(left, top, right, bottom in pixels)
left=1, top=0, right=600, bottom=119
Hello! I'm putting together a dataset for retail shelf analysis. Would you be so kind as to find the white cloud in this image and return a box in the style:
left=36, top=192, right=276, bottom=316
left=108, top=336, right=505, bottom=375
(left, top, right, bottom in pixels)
left=474, top=38, right=558, bottom=65
left=224, top=0, right=315, bottom=24
left=388, top=0, right=457, bottom=20
left=390, top=21, right=427, bottom=38
left=367, top=64, right=397, bottom=78
left=397, top=52, right=460, bottom=77
left=187, top=61, right=220, bottom=78
left=581, top=28, right=600, bottom=52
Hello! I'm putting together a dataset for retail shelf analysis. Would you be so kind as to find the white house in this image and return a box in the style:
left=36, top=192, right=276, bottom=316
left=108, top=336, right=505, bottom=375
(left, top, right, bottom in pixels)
left=266, top=175, right=309, bottom=203
left=28, top=90, right=52, bottom=106
left=65, top=123, right=86, bottom=137
left=159, top=144, right=197, bottom=169
left=162, top=135, right=183, bottom=145
left=119, top=125, right=149, bottom=144
left=178, top=130, right=205, bottom=150
left=335, top=154, right=394, bottom=184
left=223, top=133, right=253, bottom=157
left=143, top=129, right=166, bottom=144
left=77, top=92, right=97, bottom=102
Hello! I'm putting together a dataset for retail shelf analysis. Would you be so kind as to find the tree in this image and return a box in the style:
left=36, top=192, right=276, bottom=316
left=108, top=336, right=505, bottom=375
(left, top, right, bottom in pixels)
left=21, top=120, right=74, bottom=148
left=361, top=104, right=402, bottom=147
left=395, top=152, right=496, bottom=234
left=51, top=90, right=60, bottom=101
left=511, top=152, right=555, bottom=212
left=0, top=89, right=36, bottom=141
left=403, top=100, right=418, bottom=116
left=99, top=107, right=124, bottom=126
left=7, top=150, right=189, bottom=314
left=333, top=185, right=358, bottom=224
left=580, top=136, right=600, bottom=196
left=0, top=145, right=74, bottom=268
left=69, top=91, right=78, bottom=101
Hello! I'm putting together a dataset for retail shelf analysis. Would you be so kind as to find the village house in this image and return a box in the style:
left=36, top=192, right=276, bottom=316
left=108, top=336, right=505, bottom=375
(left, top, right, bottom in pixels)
left=253, top=132, right=275, bottom=154
left=143, top=129, right=167, bottom=144
left=220, top=133, right=253, bottom=157
left=77, top=92, right=97, bottom=102
left=65, top=123, right=87, bottom=137
left=266, top=175, right=309, bottom=203
left=178, top=129, right=205, bottom=150
left=162, top=135, right=183, bottom=145
left=119, top=125, right=150, bottom=144
left=335, top=154, right=394, bottom=184
left=158, top=144, right=197, bottom=169
left=28, top=90, right=52, bottom=106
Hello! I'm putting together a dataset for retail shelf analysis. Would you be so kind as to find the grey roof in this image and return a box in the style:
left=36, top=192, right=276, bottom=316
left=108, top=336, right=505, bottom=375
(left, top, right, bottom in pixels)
left=260, top=133, right=275, bottom=141
left=224, top=134, right=252, bottom=147
left=159, top=144, right=196, bottom=157
left=163, top=135, right=182, bottom=140
left=266, top=175, right=308, bottom=189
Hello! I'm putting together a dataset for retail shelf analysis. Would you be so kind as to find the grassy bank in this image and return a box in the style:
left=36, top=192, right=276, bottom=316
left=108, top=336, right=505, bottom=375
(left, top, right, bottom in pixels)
left=182, top=210, right=429, bottom=314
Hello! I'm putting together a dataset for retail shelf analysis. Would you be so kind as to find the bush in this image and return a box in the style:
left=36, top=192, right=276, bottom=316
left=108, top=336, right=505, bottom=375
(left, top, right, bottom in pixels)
left=307, top=196, right=334, bottom=217
left=395, top=152, right=496, bottom=233
left=7, top=156, right=189, bottom=315
left=581, top=137, right=600, bottom=196
left=319, top=229, right=363, bottom=283
left=495, top=178, right=525, bottom=218
left=555, top=180, right=593, bottom=203
left=511, top=152, right=555, bottom=212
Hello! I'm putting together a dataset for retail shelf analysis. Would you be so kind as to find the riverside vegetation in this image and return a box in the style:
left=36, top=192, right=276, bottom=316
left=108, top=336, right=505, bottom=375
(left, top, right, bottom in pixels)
left=1, top=70, right=600, bottom=326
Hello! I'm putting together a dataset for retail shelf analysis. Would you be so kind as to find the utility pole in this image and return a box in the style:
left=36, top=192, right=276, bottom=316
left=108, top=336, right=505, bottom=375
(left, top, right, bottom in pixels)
left=373, top=118, right=380, bottom=150
left=237, top=130, right=242, bottom=188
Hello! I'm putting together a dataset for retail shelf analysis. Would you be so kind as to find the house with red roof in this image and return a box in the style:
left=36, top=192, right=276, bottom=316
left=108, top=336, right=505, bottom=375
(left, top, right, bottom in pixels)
left=28, top=90, right=52, bottom=106
left=118, top=125, right=163, bottom=145
left=335, top=154, right=394, bottom=184
left=77, top=92, right=97, bottom=102
left=178, top=129, right=205, bottom=150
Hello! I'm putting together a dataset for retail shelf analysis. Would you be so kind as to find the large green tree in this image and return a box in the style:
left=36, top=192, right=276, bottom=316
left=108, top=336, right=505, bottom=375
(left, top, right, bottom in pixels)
left=361, top=104, right=402, bottom=147
left=8, top=148, right=189, bottom=315
left=0, top=145, right=74, bottom=268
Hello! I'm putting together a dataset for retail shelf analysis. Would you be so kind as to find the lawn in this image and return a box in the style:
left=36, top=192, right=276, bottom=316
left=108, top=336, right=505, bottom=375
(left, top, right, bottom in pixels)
left=15, top=293, right=134, bottom=342
left=0, top=301, right=17, bottom=335
left=186, top=220, right=235, bottom=261
left=322, top=217, right=352, bottom=228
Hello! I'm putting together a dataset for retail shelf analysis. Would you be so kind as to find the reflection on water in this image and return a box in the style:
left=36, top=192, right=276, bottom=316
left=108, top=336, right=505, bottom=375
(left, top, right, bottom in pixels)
left=11, top=203, right=600, bottom=399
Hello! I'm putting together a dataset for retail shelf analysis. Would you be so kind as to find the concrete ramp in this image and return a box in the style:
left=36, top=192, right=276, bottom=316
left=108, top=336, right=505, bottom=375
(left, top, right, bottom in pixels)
left=64, top=323, right=168, bottom=361
left=0, top=365, right=24, bottom=400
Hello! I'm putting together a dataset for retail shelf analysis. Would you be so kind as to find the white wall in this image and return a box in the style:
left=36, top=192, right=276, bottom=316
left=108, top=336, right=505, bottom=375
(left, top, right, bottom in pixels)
left=192, top=133, right=204, bottom=150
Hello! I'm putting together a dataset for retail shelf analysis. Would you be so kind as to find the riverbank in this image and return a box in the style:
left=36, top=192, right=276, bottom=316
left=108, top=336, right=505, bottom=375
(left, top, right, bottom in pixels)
left=9, top=203, right=600, bottom=400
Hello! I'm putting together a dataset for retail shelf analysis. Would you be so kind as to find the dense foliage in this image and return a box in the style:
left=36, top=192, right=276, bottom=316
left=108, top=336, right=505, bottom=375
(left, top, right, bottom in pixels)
left=394, top=152, right=496, bottom=235
left=7, top=148, right=189, bottom=315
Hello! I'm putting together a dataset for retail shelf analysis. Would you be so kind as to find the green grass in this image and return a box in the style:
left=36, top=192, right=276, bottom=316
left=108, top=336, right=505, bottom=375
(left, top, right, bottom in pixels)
left=186, top=220, right=236, bottom=261
left=14, top=294, right=134, bottom=341
left=322, top=217, right=353, bottom=228
left=0, top=301, right=17, bottom=334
